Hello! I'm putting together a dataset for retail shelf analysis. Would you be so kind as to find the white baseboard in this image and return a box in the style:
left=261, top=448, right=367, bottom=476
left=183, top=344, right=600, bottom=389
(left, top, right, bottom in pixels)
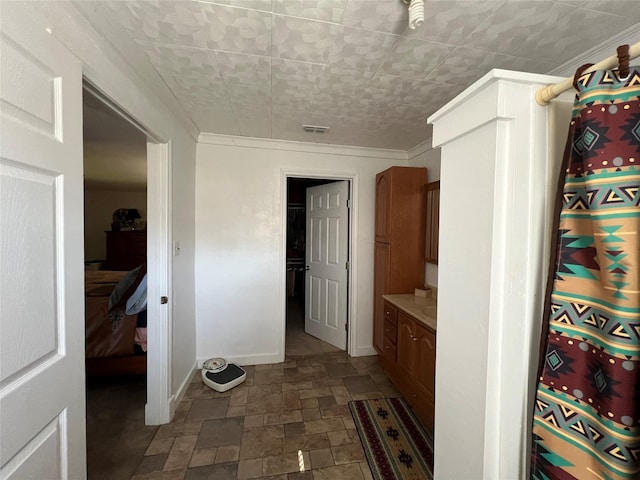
left=352, top=346, right=378, bottom=357
left=197, top=352, right=284, bottom=368
left=169, top=361, right=198, bottom=418
left=196, top=347, right=378, bottom=367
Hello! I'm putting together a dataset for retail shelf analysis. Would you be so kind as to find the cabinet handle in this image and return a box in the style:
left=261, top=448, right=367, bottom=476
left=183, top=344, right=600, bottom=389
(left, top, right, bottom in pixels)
left=385, top=346, right=390, bottom=349
left=385, top=311, right=390, bottom=315
left=413, top=337, right=418, bottom=342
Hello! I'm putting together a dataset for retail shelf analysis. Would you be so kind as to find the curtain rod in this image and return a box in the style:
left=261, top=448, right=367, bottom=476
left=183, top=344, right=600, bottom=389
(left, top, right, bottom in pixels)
left=535, top=41, right=640, bottom=106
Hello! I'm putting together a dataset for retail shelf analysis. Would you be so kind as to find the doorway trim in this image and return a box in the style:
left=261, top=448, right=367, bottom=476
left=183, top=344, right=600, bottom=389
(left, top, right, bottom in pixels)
left=281, top=170, right=359, bottom=360
left=82, top=80, right=173, bottom=425
left=146, top=141, right=172, bottom=424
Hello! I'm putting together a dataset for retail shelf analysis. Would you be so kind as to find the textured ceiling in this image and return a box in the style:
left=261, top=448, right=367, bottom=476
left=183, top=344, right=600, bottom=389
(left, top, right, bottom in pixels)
left=81, top=0, right=640, bottom=150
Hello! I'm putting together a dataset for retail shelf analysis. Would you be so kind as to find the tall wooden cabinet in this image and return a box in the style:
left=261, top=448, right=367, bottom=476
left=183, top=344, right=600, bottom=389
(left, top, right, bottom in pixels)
left=373, top=166, right=427, bottom=354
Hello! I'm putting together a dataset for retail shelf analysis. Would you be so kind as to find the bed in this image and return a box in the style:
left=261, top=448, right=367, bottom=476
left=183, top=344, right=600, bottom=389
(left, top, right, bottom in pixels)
left=85, top=269, right=147, bottom=376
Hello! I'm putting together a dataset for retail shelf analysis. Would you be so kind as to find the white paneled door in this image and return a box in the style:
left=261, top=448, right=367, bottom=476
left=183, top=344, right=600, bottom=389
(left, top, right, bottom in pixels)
left=0, top=7, right=86, bottom=480
left=305, top=181, right=349, bottom=350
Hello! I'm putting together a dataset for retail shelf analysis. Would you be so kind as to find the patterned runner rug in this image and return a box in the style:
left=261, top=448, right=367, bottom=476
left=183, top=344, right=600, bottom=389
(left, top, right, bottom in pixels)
left=349, top=398, right=434, bottom=480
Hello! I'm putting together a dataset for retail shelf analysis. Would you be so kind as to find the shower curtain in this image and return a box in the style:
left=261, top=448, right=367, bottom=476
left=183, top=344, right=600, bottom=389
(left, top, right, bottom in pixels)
left=530, top=64, right=640, bottom=479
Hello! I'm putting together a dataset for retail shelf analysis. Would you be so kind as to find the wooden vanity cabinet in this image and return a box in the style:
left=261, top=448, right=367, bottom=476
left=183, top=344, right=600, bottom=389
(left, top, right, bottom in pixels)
left=395, top=310, right=436, bottom=430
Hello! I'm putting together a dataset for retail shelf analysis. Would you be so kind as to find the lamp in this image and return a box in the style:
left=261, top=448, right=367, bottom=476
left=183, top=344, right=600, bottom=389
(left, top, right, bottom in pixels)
left=126, top=209, right=141, bottom=230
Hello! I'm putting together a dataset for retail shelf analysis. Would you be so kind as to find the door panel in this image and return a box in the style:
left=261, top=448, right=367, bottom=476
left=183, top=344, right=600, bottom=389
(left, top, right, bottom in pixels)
left=373, top=242, right=390, bottom=353
left=414, top=323, right=436, bottom=430
left=1, top=7, right=85, bottom=478
left=326, top=279, right=339, bottom=328
left=304, top=181, right=349, bottom=349
left=309, top=275, right=322, bottom=323
left=327, top=216, right=339, bottom=265
left=396, top=312, right=415, bottom=378
left=3, top=415, right=63, bottom=480
left=375, top=172, right=391, bottom=243
left=415, top=323, right=436, bottom=399
left=1, top=164, right=58, bottom=381
left=310, top=217, right=322, bottom=263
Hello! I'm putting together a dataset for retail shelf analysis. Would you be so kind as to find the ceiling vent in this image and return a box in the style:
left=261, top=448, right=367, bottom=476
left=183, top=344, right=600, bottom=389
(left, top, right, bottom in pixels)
left=302, top=124, right=330, bottom=134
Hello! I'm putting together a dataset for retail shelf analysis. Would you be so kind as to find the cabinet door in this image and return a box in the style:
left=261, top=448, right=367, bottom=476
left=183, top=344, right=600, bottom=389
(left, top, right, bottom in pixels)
left=382, top=334, right=397, bottom=363
left=425, top=181, right=440, bottom=264
left=373, top=242, right=390, bottom=353
left=396, top=312, right=415, bottom=377
left=374, top=171, right=391, bottom=243
left=415, top=323, right=436, bottom=400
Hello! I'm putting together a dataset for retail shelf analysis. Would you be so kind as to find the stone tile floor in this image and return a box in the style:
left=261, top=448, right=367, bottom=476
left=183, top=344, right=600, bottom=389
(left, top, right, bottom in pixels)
left=285, top=297, right=341, bottom=357
left=87, top=375, right=156, bottom=480
left=130, top=352, right=402, bottom=479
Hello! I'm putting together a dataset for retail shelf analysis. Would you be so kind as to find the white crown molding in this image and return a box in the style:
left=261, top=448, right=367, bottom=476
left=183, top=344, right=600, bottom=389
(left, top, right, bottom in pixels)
left=407, top=138, right=433, bottom=160
left=548, top=24, right=640, bottom=77
left=198, top=133, right=409, bottom=160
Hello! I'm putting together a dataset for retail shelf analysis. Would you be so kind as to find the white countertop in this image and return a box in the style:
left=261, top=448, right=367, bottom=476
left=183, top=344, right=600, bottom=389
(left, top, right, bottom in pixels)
left=382, top=294, right=437, bottom=331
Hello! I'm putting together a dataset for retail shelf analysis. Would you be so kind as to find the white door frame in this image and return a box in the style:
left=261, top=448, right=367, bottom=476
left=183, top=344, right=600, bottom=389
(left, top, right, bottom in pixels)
left=281, top=170, right=359, bottom=360
left=146, top=142, right=172, bottom=424
left=82, top=82, right=172, bottom=425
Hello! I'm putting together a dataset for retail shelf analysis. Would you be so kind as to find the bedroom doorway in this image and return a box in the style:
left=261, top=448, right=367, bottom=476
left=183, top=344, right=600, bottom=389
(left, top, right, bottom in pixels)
left=82, top=84, right=172, bottom=479
left=285, top=176, right=352, bottom=357
left=83, top=88, right=153, bottom=480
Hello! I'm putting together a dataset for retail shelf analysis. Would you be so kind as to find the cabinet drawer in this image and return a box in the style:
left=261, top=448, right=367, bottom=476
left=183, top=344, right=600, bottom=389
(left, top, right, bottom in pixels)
left=383, top=302, right=398, bottom=325
left=382, top=335, right=396, bottom=362
left=127, top=241, right=146, bottom=256
left=383, top=319, right=397, bottom=344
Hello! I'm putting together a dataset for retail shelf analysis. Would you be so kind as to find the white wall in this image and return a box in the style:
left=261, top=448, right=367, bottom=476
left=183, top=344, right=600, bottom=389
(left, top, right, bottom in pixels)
left=436, top=124, right=496, bottom=476
left=18, top=2, right=198, bottom=414
left=409, top=140, right=441, bottom=287
left=195, top=136, right=408, bottom=365
left=169, top=134, right=197, bottom=396
left=84, top=189, right=147, bottom=261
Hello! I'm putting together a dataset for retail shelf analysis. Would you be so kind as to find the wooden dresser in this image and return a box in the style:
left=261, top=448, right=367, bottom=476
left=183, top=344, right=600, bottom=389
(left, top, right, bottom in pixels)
left=104, top=231, right=146, bottom=271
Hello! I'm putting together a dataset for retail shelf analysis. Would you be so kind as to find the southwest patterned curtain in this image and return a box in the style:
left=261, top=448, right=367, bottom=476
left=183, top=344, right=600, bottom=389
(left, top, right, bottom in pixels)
left=530, top=64, right=640, bottom=479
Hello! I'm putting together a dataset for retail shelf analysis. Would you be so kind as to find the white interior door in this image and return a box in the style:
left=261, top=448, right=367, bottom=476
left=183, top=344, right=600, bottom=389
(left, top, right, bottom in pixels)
left=305, top=181, right=349, bottom=350
left=0, top=7, right=86, bottom=479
